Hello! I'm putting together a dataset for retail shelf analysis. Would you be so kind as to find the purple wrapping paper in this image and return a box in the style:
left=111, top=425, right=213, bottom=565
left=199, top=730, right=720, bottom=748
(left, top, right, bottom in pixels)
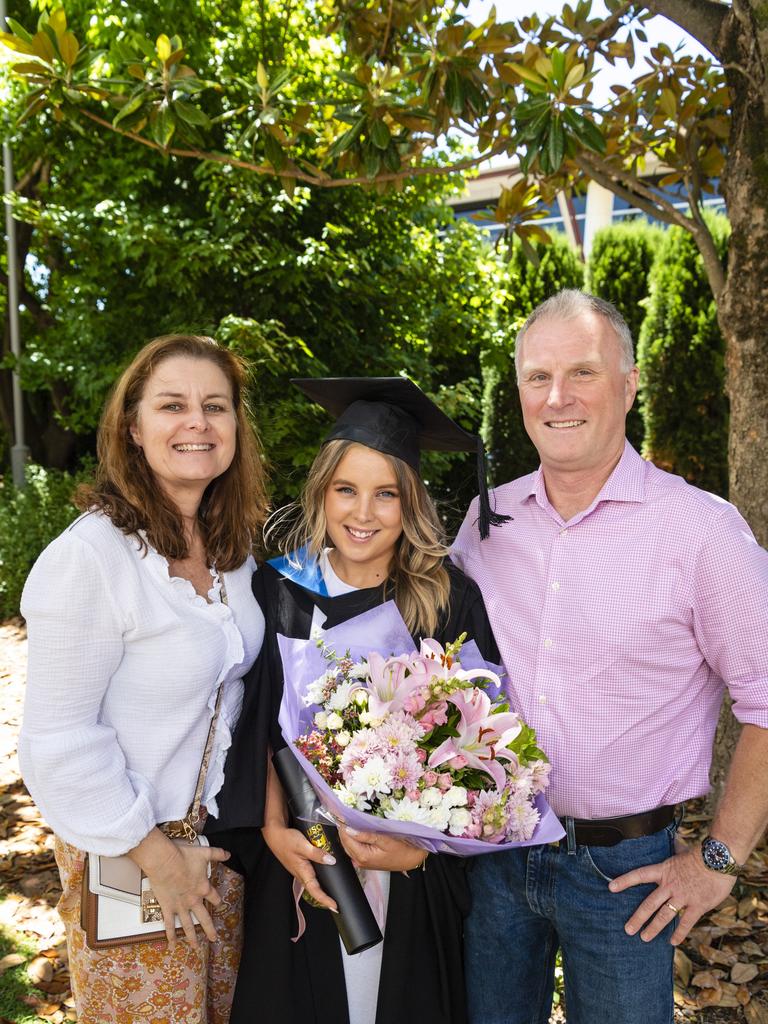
left=277, top=600, right=565, bottom=854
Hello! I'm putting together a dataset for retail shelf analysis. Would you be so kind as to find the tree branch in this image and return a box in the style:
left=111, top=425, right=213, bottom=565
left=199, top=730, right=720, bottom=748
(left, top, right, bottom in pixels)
left=642, top=0, right=729, bottom=57
left=78, top=108, right=504, bottom=188
left=576, top=151, right=725, bottom=299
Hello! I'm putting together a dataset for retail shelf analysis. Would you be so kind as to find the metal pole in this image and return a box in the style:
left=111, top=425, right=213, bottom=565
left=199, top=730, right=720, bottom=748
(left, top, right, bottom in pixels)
left=2, top=0, right=31, bottom=486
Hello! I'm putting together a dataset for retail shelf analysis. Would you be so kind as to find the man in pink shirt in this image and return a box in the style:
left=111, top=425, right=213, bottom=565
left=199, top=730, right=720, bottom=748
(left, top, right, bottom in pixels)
left=452, top=289, right=768, bottom=1024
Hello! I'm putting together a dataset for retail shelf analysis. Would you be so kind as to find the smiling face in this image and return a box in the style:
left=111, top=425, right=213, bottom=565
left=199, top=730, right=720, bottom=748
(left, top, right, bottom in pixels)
left=129, top=354, right=237, bottom=507
left=517, top=311, right=638, bottom=479
left=323, top=443, right=404, bottom=586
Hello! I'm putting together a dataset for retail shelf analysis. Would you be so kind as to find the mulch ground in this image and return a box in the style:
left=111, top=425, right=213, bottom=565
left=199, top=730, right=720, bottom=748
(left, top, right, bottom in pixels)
left=1, top=618, right=767, bottom=1023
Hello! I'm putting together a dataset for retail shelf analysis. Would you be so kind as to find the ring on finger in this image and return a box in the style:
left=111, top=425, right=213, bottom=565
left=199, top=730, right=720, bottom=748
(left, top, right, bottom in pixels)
left=666, top=902, right=682, bottom=915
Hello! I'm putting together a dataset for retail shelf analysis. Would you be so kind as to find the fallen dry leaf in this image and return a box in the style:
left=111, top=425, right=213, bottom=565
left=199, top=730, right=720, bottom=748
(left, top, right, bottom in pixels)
left=745, top=999, right=768, bottom=1024
left=0, top=951, right=25, bottom=974
left=692, top=969, right=725, bottom=989
left=698, top=942, right=740, bottom=967
left=674, top=947, right=693, bottom=986
left=27, top=954, right=55, bottom=984
left=732, top=962, right=760, bottom=983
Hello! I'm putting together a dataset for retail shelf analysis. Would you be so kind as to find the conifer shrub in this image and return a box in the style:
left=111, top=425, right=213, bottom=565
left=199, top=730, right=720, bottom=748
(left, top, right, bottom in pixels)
left=636, top=215, right=729, bottom=497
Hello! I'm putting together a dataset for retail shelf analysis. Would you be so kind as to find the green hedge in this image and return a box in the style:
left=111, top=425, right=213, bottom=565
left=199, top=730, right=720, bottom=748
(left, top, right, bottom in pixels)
left=586, top=221, right=662, bottom=451
left=0, top=465, right=85, bottom=621
left=481, top=235, right=584, bottom=485
left=636, top=215, right=729, bottom=497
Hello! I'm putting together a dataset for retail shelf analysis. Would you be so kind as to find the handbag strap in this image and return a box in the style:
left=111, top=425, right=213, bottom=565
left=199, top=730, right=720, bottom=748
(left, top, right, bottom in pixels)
left=163, top=573, right=229, bottom=842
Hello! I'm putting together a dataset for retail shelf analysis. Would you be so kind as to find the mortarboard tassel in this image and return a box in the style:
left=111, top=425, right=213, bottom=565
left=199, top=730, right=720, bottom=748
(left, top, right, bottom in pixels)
left=476, top=438, right=512, bottom=540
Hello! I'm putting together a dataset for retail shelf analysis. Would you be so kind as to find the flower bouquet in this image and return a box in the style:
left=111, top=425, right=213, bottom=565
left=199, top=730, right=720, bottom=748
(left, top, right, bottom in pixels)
left=277, top=600, right=563, bottom=856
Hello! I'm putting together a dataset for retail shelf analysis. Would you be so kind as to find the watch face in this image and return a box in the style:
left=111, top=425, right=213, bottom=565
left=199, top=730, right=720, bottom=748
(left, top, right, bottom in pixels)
left=702, top=837, right=732, bottom=871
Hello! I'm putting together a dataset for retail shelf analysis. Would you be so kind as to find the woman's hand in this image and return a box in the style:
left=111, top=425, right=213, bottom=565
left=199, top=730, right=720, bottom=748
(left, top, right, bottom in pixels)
left=128, top=828, right=230, bottom=947
left=261, top=821, right=339, bottom=912
left=338, top=825, right=428, bottom=872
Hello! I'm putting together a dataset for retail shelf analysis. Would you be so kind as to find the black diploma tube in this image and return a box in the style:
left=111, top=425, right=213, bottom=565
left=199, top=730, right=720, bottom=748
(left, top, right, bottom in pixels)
left=272, top=746, right=383, bottom=955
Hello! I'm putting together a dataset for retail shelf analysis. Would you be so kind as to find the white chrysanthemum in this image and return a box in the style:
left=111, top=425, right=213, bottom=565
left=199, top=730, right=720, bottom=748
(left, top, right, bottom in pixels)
left=327, top=681, right=356, bottom=711
left=336, top=730, right=351, bottom=747
left=349, top=756, right=393, bottom=798
left=448, top=807, right=472, bottom=836
left=383, top=797, right=434, bottom=827
left=326, top=711, right=344, bottom=730
left=348, top=664, right=369, bottom=679
left=314, top=710, right=328, bottom=729
left=444, top=786, right=468, bottom=808
left=334, top=785, right=357, bottom=807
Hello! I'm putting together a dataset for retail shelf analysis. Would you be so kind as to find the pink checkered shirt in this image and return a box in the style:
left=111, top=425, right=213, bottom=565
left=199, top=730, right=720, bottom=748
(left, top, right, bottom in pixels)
left=452, top=443, right=768, bottom=819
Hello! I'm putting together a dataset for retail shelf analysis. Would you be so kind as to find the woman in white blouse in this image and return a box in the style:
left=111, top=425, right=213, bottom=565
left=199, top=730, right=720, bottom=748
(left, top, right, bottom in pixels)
left=19, top=334, right=268, bottom=1024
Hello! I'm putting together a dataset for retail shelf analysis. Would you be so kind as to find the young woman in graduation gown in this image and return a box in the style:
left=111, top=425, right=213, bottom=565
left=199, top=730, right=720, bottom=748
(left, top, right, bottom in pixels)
left=206, top=378, right=505, bottom=1024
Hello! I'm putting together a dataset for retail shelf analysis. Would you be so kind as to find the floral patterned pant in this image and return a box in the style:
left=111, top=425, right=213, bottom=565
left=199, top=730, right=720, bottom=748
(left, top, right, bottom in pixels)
left=54, top=837, right=244, bottom=1024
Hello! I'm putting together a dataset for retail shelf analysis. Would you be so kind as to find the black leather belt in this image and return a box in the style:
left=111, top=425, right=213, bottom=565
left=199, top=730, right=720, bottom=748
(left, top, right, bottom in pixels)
left=559, top=805, right=677, bottom=847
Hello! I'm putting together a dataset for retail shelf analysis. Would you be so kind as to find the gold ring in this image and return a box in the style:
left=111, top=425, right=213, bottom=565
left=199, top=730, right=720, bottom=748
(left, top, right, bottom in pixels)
left=667, top=902, right=681, bottom=915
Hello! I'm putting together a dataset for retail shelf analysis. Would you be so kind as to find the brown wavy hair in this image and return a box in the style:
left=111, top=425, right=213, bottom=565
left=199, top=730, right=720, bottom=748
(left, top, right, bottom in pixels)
left=266, top=439, right=450, bottom=636
left=76, top=334, right=268, bottom=570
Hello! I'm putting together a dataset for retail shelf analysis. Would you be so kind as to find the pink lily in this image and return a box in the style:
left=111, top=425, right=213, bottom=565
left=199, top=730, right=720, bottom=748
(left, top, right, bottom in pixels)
left=418, top=638, right=503, bottom=690
left=427, top=688, right=522, bottom=789
left=362, top=651, right=426, bottom=719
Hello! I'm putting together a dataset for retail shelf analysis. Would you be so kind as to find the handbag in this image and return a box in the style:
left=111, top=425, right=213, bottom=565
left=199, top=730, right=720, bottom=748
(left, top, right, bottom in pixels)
left=80, top=581, right=228, bottom=949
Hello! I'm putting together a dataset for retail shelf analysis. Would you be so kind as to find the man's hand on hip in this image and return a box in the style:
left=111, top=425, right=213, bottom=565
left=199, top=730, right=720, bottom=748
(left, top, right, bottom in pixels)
left=608, top=840, right=736, bottom=945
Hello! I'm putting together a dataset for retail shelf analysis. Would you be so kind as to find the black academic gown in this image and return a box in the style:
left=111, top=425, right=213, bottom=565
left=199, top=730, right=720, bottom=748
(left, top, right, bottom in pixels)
left=207, top=558, right=500, bottom=1024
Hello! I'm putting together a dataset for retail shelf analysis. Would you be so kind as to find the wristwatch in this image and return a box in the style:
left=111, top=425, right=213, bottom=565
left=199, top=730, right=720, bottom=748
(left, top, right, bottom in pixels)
left=701, top=836, right=743, bottom=876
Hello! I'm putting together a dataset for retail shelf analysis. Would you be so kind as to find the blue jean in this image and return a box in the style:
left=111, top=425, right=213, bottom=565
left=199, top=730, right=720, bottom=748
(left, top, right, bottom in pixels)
left=465, top=824, right=677, bottom=1024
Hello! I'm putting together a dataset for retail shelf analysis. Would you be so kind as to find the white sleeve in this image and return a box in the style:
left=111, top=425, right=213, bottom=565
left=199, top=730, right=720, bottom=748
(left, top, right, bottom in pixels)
left=19, top=530, right=157, bottom=855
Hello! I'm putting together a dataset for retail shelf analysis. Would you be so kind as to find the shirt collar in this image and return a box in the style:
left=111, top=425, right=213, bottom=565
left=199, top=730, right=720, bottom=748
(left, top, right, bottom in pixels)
left=525, top=440, right=647, bottom=519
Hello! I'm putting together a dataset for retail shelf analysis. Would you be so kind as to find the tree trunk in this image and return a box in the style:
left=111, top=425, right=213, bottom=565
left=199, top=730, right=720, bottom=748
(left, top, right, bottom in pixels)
left=705, top=3, right=768, bottom=804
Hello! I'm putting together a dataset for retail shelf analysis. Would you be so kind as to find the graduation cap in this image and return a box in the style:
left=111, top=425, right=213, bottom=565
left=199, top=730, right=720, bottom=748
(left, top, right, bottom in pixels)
left=291, top=376, right=510, bottom=539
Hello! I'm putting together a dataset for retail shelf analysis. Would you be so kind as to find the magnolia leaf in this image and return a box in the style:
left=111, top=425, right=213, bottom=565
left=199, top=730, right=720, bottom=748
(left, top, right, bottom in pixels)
left=174, top=99, right=209, bottom=127
left=32, top=30, right=55, bottom=63
left=48, top=7, right=67, bottom=36
left=263, top=131, right=287, bottom=171
left=280, top=175, right=296, bottom=198
left=59, top=30, right=79, bottom=68
left=547, top=118, right=565, bottom=170
left=370, top=119, right=391, bottom=150
left=18, top=93, right=47, bottom=124
left=731, top=962, right=759, bottom=984
left=382, top=144, right=401, bottom=172
left=562, top=62, right=585, bottom=93
left=12, top=61, right=51, bottom=77
left=0, top=31, right=36, bottom=55
left=506, top=63, right=547, bottom=87
left=127, top=63, right=145, bottom=80
left=0, top=954, right=25, bottom=975
left=659, top=87, right=677, bottom=118
left=113, top=90, right=146, bottom=127
left=156, top=34, right=172, bottom=62
left=5, top=17, right=34, bottom=44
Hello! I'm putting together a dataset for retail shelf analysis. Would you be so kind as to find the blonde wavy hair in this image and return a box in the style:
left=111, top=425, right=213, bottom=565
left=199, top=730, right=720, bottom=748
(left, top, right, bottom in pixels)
left=266, top=439, right=450, bottom=636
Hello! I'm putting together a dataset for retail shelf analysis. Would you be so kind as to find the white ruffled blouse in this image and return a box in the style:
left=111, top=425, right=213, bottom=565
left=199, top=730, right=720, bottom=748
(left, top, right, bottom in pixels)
left=19, top=510, right=264, bottom=856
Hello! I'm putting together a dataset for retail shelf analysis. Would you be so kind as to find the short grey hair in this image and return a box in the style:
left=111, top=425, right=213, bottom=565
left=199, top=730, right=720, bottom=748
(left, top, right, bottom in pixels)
left=514, top=289, right=636, bottom=380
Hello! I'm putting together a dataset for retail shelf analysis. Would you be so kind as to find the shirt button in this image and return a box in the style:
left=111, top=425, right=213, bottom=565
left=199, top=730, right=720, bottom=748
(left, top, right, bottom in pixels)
left=559, top=529, right=567, bottom=537
left=538, top=694, right=548, bottom=704
left=551, top=581, right=560, bottom=591
left=543, top=638, right=553, bottom=649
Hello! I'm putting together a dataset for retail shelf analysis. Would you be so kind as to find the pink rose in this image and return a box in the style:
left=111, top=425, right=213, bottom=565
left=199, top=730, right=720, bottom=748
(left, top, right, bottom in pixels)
left=448, top=754, right=468, bottom=770
left=407, top=789, right=421, bottom=802
left=423, top=771, right=438, bottom=787
left=415, top=748, right=427, bottom=763
left=437, top=773, right=452, bottom=792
